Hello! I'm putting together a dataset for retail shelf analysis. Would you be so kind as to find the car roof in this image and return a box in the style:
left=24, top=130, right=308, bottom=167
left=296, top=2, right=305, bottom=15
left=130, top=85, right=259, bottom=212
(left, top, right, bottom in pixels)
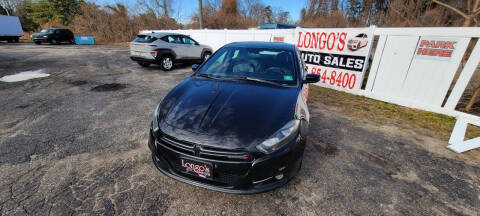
left=224, top=41, right=297, bottom=51
left=141, top=32, right=185, bottom=38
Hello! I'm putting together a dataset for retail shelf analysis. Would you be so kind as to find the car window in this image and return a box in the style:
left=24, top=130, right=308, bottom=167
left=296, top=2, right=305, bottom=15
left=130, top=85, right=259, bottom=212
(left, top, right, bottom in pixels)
left=161, top=35, right=182, bottom=44
left=40, top=29, right=53, bottom=33
left=196, top=46, right=298, bottom=86
left=132, top=35, right=157, bottom=43
left=181, top=36, right=197, bottom=45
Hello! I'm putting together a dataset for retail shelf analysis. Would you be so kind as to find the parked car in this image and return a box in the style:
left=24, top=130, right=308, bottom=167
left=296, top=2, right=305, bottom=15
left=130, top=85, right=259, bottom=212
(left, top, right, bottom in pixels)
left=148, top=41, right=320, bottom=194
left=31, top=28, right=75, bottom=45
left=0, top=15, right=23, bottom=43
left=347, top=33, right=369, bottom=51
left=129, top=32, right=213, bottom=70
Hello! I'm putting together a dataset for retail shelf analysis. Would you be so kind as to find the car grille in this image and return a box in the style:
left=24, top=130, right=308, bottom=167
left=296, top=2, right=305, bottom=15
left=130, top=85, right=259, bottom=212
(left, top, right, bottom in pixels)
left=169, top=158, right=245, bottom=186
left=158, top=134, right=252, bottom=162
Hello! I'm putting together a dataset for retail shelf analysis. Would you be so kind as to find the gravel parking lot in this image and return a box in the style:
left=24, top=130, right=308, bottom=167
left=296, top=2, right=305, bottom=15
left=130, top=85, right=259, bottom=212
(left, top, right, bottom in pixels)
left=1, top=43, right=479, bottom=216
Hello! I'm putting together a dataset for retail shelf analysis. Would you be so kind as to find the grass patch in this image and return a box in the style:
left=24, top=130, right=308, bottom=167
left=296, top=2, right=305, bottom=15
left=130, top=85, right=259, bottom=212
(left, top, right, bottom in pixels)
left=309, top=86, right=480, bottom=141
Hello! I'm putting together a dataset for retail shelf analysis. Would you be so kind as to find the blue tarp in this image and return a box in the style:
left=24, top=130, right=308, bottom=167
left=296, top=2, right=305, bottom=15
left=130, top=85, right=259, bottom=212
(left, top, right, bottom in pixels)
left=74, top=35, right=94, bottom=45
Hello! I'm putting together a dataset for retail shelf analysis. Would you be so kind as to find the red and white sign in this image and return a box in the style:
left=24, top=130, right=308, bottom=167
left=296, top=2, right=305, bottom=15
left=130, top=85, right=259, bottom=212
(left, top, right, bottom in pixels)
left=295, top=28, right=374, bottom=92
left=415, top=37, right=458, bottom=61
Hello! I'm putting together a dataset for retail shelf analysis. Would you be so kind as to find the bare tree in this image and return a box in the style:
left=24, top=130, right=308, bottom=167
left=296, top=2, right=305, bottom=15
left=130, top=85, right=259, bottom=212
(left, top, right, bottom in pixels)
left=0, top=0, right=22, bottom=15
left=432, top=0, right=480, bottom=26
left=137, top=0, right=172, bottom=17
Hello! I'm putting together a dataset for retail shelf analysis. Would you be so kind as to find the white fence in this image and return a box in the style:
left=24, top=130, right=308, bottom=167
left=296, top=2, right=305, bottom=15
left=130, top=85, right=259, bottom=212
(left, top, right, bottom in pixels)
left=141, top=29, right=298, bottom=51
left=141, top=27, right=480, bottom=153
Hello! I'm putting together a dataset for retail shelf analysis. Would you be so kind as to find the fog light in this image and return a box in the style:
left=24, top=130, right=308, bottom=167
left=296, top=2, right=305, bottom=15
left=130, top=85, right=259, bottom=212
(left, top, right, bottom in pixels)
left=275, top=174, right=284, bottom=180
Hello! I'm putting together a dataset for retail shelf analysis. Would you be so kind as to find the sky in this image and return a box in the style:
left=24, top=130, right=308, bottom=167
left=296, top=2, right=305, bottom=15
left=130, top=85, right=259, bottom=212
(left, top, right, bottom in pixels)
left=93, top=0, right=307, bottom=24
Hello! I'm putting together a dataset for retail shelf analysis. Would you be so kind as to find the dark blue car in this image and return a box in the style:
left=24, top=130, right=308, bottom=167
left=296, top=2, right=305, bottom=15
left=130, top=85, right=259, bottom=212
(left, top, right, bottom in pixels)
left=148, top=41, right=320, bottom=194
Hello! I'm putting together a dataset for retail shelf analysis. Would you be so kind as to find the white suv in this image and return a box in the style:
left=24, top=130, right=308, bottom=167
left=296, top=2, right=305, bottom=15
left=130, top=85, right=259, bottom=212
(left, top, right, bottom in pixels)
left=130, top=32, right=213, bottom=70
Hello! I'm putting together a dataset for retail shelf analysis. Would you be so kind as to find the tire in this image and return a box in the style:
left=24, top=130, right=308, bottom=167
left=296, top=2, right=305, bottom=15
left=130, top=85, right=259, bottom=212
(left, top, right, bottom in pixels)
left=137, top=62, right=151, bottom=67
left=50, top=39, right=57, bottom=45
left=34, top=41, right=41, bottom=45
left=202, top=52, right=211, bottom=63
left=159, top=55, right=174, bottom=71
left=14, top=37, right=19, bottom=43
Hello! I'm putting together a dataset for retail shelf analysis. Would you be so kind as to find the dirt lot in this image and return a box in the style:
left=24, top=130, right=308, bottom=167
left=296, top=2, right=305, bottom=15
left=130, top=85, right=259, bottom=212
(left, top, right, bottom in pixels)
left=0, top=43, right=479, bottom=216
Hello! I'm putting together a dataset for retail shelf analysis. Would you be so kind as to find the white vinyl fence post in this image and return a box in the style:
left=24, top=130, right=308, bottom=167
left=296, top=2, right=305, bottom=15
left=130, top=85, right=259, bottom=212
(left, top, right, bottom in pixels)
left=444, top=40, right=480, bottom=110
left=361, top=25, right=377, bottom=92
left=364, top=35, right=387, bottom=92
left=448, top=117, right=480, bottom=153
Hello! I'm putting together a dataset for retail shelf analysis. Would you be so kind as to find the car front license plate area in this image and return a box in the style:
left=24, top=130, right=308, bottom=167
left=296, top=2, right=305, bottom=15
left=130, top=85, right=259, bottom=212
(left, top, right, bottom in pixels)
left=179, top=157, right=213, bottom=179
left=135, top=51, right=141, bottom=56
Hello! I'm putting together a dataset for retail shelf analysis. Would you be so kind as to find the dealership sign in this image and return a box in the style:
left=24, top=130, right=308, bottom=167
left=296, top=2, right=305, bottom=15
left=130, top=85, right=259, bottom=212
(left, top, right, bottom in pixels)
left=295, top=28, right=374, bottom=91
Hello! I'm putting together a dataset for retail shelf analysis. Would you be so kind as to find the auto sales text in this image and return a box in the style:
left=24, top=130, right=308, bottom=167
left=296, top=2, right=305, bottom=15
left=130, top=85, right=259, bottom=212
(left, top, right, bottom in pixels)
left=300, top=51, right=366, bottom=72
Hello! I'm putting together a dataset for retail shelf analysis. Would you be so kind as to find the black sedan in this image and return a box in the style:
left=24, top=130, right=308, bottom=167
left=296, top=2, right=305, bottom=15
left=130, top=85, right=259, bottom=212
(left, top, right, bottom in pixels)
left=148, top=41, right=319, bottom=194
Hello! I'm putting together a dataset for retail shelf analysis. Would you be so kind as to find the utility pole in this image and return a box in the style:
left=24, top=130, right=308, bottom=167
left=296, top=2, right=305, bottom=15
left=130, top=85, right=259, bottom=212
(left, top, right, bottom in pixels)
left=198, top=0, right=203, bottom=29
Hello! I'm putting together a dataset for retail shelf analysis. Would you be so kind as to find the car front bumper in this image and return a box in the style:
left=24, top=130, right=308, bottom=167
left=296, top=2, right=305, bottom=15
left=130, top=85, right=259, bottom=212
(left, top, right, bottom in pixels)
left=148, top=129, right=305, bottom=194
left=32, top=38, right=49, bottom=42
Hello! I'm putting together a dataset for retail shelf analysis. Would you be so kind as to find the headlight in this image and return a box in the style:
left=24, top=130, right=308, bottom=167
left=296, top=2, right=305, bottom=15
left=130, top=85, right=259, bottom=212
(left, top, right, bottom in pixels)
left=256, top=119, right=300, bottom=154
left=43, top=35, right=48, bottom=38
left=152, top=104, right=160, bottom=132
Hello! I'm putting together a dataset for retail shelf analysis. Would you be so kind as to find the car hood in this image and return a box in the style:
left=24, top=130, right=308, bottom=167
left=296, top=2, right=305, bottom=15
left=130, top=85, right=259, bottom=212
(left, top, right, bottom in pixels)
left=158, top=77, right=299, bottom=149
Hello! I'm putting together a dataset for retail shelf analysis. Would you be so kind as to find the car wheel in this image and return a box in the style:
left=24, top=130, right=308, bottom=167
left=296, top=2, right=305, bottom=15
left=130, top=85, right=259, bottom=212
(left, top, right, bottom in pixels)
left=34, top=41, right=41, bottom=45
left=138, top=62, right=151, bottom=67
left=160, top=55, right=173, bottom=71
left=50, top=39, right=57, bottom=45
left=202, top=52, right=211, bottom=63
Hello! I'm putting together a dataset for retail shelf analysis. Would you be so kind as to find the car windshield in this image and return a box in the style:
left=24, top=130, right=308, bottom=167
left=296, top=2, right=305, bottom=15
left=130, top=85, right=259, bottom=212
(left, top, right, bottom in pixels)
left=40, top=29, right=53, bottom=33
left=195, top=46, right=298, bottom=86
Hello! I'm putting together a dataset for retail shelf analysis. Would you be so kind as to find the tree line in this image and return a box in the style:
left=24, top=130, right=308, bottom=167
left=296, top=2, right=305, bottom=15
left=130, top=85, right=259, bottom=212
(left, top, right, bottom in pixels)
left=300, top=0, right=479, bottom=28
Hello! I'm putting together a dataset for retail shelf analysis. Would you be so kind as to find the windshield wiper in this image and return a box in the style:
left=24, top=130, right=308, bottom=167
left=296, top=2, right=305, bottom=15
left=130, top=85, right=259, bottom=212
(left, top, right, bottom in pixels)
left=195, top=73, right=220, bottom=80
left=228, top=76, right=285, bottom=86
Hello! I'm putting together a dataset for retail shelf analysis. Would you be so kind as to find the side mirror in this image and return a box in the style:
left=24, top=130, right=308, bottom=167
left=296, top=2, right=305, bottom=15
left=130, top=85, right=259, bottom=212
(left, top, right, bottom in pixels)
left=192, top=64, right=199, bottom=71
left=303, top=73, right=320, bottom=83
